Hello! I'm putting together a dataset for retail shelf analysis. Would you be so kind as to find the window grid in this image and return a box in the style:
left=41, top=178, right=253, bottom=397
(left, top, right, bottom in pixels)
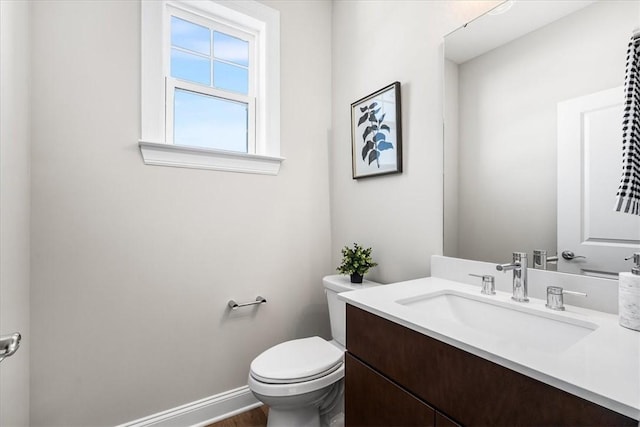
left=166, top=6, right=256, bottom=153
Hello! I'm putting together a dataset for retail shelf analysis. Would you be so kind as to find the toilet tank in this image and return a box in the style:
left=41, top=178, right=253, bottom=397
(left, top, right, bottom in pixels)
left=323, top=275, right=380, bottom=347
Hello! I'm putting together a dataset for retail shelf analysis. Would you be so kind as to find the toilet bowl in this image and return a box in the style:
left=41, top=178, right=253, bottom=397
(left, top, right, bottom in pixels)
left=247, top=275, right=379, bottom=427
left=248, top=337, right=344, bottom=427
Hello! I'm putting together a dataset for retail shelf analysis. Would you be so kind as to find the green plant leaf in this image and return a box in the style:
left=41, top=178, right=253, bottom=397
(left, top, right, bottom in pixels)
left=361, top=140, right=374, bottom=160
left=368, top=150, right=379, bottom=165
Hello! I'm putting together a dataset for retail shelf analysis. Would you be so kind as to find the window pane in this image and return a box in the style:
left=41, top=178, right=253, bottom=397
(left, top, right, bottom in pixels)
left=171, top=49, right=211, bottom=86
left=213, top=61, right=248, bottom=95
left=174, top=89, right=248, bottom=152
left=171, top=16, right=210, bottom=55
left=213, top=31, right=249, bottom=66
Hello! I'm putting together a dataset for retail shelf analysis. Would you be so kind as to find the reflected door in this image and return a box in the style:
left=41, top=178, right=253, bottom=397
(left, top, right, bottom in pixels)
left=557, top=87, right=640, bottom=278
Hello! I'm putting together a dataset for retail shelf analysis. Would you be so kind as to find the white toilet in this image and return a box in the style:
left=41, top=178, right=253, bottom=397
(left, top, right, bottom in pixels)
left=248, top=275, right=379, bottom=427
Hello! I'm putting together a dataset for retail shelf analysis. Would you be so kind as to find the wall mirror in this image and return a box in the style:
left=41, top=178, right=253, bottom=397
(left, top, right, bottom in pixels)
left=443, top=0, right=640, bottom=278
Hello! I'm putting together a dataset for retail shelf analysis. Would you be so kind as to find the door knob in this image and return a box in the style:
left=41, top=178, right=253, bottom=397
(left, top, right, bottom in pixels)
left=0, top=332, right=21, bottom=363
left=561, top=250, right=586, bottom=260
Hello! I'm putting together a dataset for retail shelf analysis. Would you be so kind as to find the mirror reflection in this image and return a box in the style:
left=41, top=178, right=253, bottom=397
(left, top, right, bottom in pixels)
left=444, top=0, right=640, bottom=278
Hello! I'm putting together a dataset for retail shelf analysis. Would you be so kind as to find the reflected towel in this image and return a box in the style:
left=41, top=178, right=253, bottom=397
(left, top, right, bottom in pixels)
left=615, top=34, right=640, bottom=216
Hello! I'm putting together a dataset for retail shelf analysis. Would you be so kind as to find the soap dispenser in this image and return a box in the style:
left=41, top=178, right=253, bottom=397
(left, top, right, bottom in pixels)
left=619, top=253, right=640, bottom=331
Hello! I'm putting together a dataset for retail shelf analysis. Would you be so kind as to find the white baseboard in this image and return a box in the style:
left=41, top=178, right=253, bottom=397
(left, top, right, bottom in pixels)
left=117, top=386, right=261, bottom=427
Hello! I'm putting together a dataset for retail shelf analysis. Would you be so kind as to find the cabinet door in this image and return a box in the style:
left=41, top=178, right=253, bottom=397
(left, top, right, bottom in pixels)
left=345, top=353, right=435, bottom=427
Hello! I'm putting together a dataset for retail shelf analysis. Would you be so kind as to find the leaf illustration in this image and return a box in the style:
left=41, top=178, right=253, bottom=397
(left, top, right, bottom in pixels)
left=378, top=113, right=386, bottom=124
left=360, top=105, right=368, bottom=112
left=378, top=141, right=393, bottom=151
left=361, top=140, right=374, bottom=160
left=373, top=132, right=386, bottom=142
left=357, top=112, right=368, bottom=126
left=380, top=124, right=391, bottom=132
left=368, top=112, right=377, bottom=122
left=368, top=150, right=379, bottom=165
left=369, top=102, right=378, bottom=109
left=363, top=126, right=373, bottom=140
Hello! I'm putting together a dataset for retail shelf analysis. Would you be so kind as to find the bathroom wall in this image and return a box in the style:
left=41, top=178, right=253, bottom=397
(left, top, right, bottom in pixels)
left=0, top=1, right=31, bottom=425
left=0, top=1, right=31, bottom=427
left=443, top=59, right=459, bottom=260
left=29, top=0, right=332, bottom=425
left=330, top=1, right=498, bottom=284
left=456, top=1, right=638, bottom=264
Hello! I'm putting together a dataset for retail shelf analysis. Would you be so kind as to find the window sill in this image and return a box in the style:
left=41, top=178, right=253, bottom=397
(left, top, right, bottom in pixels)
left=138, top=141, right=284, bottom=175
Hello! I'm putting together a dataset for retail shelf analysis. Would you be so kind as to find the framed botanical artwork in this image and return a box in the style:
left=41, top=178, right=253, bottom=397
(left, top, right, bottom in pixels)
left=350, top=82, right=402, bottom=179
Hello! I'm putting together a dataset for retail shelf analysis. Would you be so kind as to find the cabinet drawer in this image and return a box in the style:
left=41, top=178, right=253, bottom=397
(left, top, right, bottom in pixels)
left=346, top=304, right=636, bottom=427
left=345, top=352, right=435, bottom=427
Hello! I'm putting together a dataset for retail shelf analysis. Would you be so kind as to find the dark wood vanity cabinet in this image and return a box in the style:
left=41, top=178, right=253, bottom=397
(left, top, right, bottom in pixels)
left=345, top=304, right=637, bottom=427
left=345, top=353, right=436, bottom=426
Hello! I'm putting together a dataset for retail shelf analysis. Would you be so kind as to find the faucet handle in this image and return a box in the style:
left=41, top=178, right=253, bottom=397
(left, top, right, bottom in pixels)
left=469, top=274, right=496, bottom=295
left=545, top=286, right=587, bottom=311
left=533, top=250, right=559, bottom=270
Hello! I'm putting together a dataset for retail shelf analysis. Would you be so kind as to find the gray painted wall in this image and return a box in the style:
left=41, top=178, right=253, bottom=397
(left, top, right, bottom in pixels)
left=29, top=1, right=332, bottom=425
left=0, top=1, right=31, bottom=425
left=329, top=1, right=497, bottom=284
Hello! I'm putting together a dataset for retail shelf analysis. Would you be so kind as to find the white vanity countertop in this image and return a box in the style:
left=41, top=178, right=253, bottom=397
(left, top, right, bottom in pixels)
left=338, top=277, right=640, bottom=420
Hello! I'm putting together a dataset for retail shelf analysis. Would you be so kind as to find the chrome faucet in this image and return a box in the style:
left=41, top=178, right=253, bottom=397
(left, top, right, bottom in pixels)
left=532, top=249, right=558, bottom=270
left=496, top=252, right=529, bottom=302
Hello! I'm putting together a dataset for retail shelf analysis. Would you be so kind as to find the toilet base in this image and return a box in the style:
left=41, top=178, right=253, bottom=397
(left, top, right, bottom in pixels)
left=267, top=406, right=320, bottom=427
left=252, top=382, right=344, bottom=427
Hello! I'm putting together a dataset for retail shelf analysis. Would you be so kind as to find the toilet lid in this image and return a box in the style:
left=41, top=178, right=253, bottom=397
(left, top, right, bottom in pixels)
left=250, top=336, right=343, bottom=384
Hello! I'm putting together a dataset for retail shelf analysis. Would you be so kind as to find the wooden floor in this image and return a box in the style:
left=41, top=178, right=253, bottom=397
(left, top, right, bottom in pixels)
left=206, top=405, right=269, bottom=427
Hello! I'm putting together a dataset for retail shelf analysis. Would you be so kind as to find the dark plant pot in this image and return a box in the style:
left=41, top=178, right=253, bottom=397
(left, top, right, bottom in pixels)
left=350, top=273, right=363, bottom=284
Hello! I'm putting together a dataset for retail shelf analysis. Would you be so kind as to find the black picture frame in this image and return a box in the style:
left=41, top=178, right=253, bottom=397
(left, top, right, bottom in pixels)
left=350, top=82, right=402, bottom=179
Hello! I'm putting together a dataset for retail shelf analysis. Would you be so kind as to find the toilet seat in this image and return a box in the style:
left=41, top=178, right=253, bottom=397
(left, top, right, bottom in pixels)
left=248, top=364, right=344, bottom=398
left=250, top=336, right=343, bottom=384
left=248, top=337, right=345, bottom=397
left=251, top=359, right=343, bottom=384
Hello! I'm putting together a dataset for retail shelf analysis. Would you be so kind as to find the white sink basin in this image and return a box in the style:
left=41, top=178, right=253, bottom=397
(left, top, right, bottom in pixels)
left=396, top=290, right=598, bottom=354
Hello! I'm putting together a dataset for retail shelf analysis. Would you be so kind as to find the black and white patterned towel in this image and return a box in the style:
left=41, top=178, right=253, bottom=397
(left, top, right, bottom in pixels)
left=615, top=34, right=640, bottom=216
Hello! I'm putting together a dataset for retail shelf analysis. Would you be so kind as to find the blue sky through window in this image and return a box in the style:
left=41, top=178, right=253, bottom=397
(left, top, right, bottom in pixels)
left=170, top=15, right=251, bottom=152
left=174, top=89, right=248, bottom=152
left=170, top=16, right=250, bottom=92
left=171, top=49, right=210, bottom=86
left=213, top=61, right=248, bottom=94
left=213, top=31, right=248, bottom=66
left=171, top=16, right=210, bottom=55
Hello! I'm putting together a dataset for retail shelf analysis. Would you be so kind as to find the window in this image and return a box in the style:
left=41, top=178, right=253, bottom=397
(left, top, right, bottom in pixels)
left=139, top=0, right=283, bottom=175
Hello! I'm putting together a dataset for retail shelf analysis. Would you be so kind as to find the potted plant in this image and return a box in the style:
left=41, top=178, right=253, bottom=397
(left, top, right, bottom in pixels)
left=337, top=243, right=378, bottom=283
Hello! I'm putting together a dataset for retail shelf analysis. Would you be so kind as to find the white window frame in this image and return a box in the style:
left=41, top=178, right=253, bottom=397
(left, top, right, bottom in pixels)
left=139, top=0, right=283, bottom=175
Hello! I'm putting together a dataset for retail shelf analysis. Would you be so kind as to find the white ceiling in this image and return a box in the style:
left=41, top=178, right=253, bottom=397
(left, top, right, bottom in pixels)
left=445, top=0, right=597, bottom=64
